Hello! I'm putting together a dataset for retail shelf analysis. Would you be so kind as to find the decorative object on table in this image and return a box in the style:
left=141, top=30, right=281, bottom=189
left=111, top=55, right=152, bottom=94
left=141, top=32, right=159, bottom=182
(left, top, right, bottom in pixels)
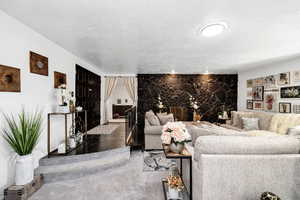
left=278, top=72, right=290, bottom=85
left=167, top=175, right=184, bottom=199
left=293, top=71, right=300, bottom=82
left=4, top=175, right=44, bottom=200
left=218, top=105, right=229, bottom=120
left=76, top=106, right=83, bottom=112
left=293, top=104, right=300, bottom=114
left=143, top=150, right=176, bottom=172
left=253, top=86, right=264, bottom=101
left=247, top=79, right=253, bottom=88
left=68, top=91, right=75, bottom=113
left=68, top=136, right=76, bottom=149
left=254, top=78, right=264, bottom=86
left=29, top=51, right=48, bottom=76
left=54, top=71, right=66, bottom=88
left=0, top=64, right=21, bottom=92
left=57, top=142, right=66, bottom=154
left=2, top=109, right=43, bottom=185
left=264, top=92, right=278, bottom=112
left=280, top=86, right=300, bottom=98
left=117, top=98, right=122, bottom=104
left=253, top=101, right=264, bottom=110
left=260, top=191, right=281, bottom=200
left=247, top=100, right=253, bottom=110
left=161, top=122, right=191, bottom=154
left=264, top=75, right=277, bottom=89
left=279, top=102, right=291, bottom=113
left=125, top=98, right=128, bottom=103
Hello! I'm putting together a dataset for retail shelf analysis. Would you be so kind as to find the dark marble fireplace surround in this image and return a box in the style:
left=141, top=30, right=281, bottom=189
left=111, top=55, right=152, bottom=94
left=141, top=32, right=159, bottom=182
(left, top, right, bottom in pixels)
left=137, top=74, right=238, bottom=146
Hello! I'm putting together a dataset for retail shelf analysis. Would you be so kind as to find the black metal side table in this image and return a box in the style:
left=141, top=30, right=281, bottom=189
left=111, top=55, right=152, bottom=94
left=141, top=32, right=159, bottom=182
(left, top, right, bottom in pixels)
left=162, top=144, right=193, bottom=200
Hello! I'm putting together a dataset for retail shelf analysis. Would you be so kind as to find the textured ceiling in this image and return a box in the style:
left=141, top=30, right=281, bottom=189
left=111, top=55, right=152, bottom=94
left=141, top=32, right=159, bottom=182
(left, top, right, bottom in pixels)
left=1, top=0, right=300, bottom=74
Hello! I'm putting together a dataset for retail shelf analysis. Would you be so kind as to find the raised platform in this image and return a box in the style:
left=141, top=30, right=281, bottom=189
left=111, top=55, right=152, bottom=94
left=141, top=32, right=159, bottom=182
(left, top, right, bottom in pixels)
left=36, top=147, right=130, bottom=183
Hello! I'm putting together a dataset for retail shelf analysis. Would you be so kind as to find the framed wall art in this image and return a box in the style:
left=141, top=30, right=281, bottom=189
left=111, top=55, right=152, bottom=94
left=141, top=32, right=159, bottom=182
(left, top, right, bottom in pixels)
left=264, top=92, right=278, bottom=112
left=54, top=71, right=66, bottom=88
left=293, top=71, right=300, bottom=82
left=293, top=104, right=300, bottom=114
left=253, top=86, right=264, bottom=101
left=279, top=102, right=291, bottom=113
left=264, top=75, right=277, bottom=89
left=247, top=90, right=253, bottom=98
left=30, top=51, right=48, bottom=76
left=253, top=101, right=264, bottom=110
left=0, top=64, right=21, bottom=92
left=280, top=86, right=300, bottom=98
left=254, top=78, right=264, bottom=86
left=247, top=79, right=253, bottom=88
left=247, top=100, right=253, bottom=110
left=278, top=72, right=290, bottom=85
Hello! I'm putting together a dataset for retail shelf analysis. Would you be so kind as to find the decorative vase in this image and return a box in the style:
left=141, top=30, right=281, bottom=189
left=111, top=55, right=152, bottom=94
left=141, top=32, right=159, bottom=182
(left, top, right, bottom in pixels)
left=169, top=143, right=184, bottom=154
left=168, top=187, right=179, bottom=199
left=69, top=137, right=76, bottom=149
left=15, top=154, right=33, bottom=185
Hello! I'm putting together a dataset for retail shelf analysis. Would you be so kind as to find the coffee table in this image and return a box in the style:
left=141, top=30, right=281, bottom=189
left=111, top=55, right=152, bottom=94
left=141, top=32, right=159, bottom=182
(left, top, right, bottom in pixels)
left=162, top=144, right=192, bottom=200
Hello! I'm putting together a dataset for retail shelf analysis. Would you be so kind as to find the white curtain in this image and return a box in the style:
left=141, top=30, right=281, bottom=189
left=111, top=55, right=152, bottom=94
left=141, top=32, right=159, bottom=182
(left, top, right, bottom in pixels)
left=104, top=77, right=118, bottom=122
left=124, top=77, right=137, bottom=105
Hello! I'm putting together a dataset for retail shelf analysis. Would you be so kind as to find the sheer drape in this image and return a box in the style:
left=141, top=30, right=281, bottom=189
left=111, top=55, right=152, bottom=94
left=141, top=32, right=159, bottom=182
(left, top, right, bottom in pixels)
left=104, top=77, right=118, bottom=122
left=124, top=77, right=137, bottom=105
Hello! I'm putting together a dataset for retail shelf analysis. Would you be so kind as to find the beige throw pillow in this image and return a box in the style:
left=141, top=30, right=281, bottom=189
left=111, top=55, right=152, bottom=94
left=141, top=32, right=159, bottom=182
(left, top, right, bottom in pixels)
left=157, top=113, right=174, bottom=125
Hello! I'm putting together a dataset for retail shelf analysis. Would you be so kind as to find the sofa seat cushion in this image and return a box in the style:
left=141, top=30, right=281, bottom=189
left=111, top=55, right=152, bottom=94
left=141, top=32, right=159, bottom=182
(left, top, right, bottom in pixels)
left=194, top=135, right=300, bottom=160
left=246, top=130, right=279, bottom=137
left=144, top=125, right=163, bottom=135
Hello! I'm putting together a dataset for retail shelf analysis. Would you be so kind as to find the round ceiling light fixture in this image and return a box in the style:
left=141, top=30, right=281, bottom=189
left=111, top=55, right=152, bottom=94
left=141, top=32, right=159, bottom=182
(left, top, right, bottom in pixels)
left=200, top=22, right=228, bottom=37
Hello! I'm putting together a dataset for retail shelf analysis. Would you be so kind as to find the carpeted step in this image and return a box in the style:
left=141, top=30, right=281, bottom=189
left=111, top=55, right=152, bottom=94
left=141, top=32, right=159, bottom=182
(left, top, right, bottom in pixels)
left=35, top=147, right=130, bottom=183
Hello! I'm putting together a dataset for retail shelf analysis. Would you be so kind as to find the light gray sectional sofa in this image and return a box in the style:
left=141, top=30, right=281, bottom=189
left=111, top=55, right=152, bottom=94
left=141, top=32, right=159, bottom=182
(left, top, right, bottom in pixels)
left=183, top=111, right=300, bottom=200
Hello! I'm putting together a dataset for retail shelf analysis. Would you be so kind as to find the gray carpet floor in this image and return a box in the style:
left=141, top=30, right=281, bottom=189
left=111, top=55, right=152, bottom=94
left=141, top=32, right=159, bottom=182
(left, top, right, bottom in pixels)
left=29, top=151, right=167, bottom=200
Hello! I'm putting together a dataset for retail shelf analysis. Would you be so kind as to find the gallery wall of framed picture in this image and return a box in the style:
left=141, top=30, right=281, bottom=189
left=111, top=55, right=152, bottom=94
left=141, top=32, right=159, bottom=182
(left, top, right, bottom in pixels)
left=246, top=71, right=300, bottom=114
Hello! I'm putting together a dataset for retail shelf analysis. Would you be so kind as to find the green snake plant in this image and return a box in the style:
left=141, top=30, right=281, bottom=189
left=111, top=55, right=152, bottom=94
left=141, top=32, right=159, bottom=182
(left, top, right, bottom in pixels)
left=2, top=109, right=43, bottom=156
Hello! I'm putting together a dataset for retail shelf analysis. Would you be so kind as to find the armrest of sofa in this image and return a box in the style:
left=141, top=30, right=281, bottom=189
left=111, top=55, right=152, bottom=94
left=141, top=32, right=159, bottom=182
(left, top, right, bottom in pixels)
left=194, top=135, right=300, bottom=161
left=144, top=125, right=163, bottom=135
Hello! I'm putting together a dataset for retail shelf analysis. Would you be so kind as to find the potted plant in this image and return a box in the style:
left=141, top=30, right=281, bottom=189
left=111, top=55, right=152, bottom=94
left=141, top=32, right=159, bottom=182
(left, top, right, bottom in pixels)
left=161, top=122, right=191, bottom=154
left=2, top=109, right=43, bottom=185
left=167, top=175, right=184, bottom=199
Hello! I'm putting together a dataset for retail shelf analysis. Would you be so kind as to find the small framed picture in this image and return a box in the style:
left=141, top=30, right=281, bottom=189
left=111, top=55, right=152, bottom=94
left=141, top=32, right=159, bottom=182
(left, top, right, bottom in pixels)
left=117, top=99, right=122, bottom=104
left=264, top=75, right=277, bottom=89
left=125, top=99, right=128, bottom=103
left=293, top=71, right=300, bottom=82
left=278, top=72, right=290, bottom=85
left=247, top=90, right=253, bottom=98
left=253, top=86, right=264, bottom=101
left=253, top=101, right=264, bottom=110
left=247, top=100, right=253, bottom=110
left=254, top=78, right=264, bottom=86
left=279, top=102, right=291, bottom=113
left=247, top=80, right=253, bottom=88
left=264, top=92, right=278, bottom=112
left=293, top=104, right=300, bottom=114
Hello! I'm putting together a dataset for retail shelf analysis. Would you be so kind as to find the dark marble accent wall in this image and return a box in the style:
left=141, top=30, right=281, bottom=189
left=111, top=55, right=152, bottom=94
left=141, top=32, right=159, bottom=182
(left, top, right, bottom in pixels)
left=137, top=74, right=238, bottom=146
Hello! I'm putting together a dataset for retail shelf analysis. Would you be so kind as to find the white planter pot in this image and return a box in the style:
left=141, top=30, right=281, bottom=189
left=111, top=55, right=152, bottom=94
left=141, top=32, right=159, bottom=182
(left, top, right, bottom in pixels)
left=168, top=187, right=179, bottom=199
left=15, top=154, right=33, bottom=185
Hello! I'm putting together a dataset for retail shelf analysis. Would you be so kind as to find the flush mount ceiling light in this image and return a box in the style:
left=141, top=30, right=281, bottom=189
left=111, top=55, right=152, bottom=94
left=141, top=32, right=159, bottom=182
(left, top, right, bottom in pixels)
left=171, top=70, right=176, bottom=74
left=200, top=22, right=228, bottom=37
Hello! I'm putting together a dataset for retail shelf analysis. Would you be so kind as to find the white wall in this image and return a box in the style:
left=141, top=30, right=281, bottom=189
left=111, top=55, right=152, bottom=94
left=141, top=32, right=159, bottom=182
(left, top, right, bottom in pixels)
left=0, top=10, right=103, bottom=193
left=238, top=57, right=300, bottom=110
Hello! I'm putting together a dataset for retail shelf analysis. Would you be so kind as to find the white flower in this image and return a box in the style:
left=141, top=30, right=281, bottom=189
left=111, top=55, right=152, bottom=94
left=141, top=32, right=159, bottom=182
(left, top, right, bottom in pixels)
left=161, top=122, right=191, bottom=144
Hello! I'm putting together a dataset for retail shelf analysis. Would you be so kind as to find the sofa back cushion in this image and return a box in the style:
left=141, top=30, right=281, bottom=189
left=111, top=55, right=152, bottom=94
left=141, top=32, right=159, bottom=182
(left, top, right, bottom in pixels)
left=232, top=111, right=254, bottom=129
left=194, top=135, right=300, bottom=160
left=269, top=114, right=300, bottom=134
left=157, top=113, right=174, bottom=125
left=252, top=112, right=274, bottom=130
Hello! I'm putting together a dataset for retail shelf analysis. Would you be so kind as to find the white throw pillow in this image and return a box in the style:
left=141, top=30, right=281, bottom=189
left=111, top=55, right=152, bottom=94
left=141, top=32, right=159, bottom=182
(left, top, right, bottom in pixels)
left=242, top=117, right=259, bottom=131
left=288, top=125, right=300, bottom=136
left=157, top=113, right=174, bottom=125
left=145, top=110, right=160, bottom=126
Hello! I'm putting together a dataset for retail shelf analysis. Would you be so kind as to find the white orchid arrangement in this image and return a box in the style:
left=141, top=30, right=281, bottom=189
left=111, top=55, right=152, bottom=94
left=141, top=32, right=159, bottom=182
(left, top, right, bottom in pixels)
left=161, top=122, right=191, bottom=145
left=189, top=95, right=199, bottom=110
left=157, top=95, right=164, bottom=109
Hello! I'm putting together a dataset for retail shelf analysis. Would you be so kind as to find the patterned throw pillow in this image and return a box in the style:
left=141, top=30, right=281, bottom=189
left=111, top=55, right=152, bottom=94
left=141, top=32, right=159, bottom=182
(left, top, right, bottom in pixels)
left=261, top=192, right=281, bottom=200
left=242, top=117, right=259, bottom=130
